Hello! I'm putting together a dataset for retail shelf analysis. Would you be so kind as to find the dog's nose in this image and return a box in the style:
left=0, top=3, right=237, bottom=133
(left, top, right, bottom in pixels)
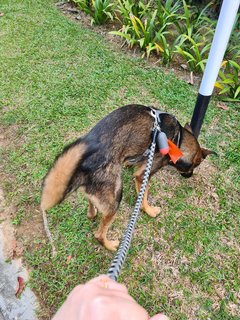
left=181, top=171, right=193, bottom=178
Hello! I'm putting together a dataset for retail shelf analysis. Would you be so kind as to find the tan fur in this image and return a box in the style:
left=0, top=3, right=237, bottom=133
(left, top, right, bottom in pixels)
left=41, top=143, right=87, bottom=211
left=87, top=200, right=97, bottom=219
left=81, top=177, right=122, bottom=251
left=84, top=192, right=119, bottom=251
left=135, top=178, right=160, bottom=218
left=94, top=213, right=119, bottom=251
left=114, top=175, right=122, bottom=198
left=84, top=192, right=111, bottom=215
left=134, top=163, right=160, bottom=217
left=179, top=129, right=199, bottom=162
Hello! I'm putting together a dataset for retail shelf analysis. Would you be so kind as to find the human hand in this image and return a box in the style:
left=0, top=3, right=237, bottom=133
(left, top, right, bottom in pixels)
left=53, top=275, right=168, bottom=320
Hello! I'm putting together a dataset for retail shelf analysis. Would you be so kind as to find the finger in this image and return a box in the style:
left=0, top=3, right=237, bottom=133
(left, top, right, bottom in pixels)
left=67, top=284, right=84, bottom=300
left=87, top=275, right=128, bottom=293
left=68, top=284, right=84, bottom=296
left=149, top=314, right=169, bottom=320
left=87, top=275, right=113, bottom=284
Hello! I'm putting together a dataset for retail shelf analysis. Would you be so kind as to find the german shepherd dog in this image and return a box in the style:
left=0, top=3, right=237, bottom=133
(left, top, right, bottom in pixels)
left=41, top=104, right=215, bottom=253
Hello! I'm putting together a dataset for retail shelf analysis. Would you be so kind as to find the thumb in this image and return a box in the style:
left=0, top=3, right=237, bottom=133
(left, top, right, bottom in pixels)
left=149, top=314, right=169, bottom=320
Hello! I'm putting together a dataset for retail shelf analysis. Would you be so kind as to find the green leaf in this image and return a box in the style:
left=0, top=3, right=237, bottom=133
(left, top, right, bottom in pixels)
left=234, top=86, right=240, bottom=98
left=228, top=60, right=240, bottom=70
left=109, top=30, right=132, bottom=41
left=139, top=38, right=145, bottom=48
left=130, top=14, right=141, bottom=38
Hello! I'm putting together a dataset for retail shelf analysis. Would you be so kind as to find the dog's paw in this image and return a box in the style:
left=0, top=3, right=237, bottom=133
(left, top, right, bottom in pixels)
left=94, top=233, right=120, bottom=251
left=144, top=206, right=160, bottom=218
left=104, top=239, right=120, bottom=251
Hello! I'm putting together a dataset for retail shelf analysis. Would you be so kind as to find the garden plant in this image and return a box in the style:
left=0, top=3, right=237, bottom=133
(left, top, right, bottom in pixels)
left=73, top=0, right=240, bottom=101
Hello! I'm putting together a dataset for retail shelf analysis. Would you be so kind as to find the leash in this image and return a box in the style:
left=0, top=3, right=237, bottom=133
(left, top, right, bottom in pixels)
left=107, top=112, right=160, bottom=281
left=107, top=108, right=183, bottom=281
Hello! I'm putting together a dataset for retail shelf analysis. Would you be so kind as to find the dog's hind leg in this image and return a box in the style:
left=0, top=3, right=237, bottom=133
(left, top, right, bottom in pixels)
left=94, top=211, right=119, bottom=251
left=87, top=200, right=97, bottom=220
left=85, top=173, right=122, bottom=251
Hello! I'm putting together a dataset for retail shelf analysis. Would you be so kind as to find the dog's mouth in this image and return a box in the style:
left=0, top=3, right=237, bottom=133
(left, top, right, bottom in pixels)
left=180, top=171, right=193, bottom=178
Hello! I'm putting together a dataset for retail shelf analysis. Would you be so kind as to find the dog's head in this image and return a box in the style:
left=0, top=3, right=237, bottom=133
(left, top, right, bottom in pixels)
left=172, top=123, right=216, bottom=178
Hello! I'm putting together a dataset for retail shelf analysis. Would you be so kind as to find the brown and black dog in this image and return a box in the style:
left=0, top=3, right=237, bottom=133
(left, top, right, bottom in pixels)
left=41, top=104, right=215, bottom=253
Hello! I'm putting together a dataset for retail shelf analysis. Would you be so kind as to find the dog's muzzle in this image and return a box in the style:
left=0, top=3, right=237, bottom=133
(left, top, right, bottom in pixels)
left=180, top=171, right=193, bottom=178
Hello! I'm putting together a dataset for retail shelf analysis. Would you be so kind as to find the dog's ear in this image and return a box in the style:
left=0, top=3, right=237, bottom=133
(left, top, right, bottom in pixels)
left=184, top=123, right=193, bottom=134
left=201, top=148, right=217, bottom=159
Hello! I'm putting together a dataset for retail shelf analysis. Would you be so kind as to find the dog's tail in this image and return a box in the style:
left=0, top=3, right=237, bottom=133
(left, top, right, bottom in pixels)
left=41, top=208, right=57, bottom=256
left=40, top=141, right=87, bottom=256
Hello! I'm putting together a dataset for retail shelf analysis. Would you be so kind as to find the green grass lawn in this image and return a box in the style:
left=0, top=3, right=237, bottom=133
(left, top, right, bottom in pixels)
left=0, top=0, right=239, bottom=319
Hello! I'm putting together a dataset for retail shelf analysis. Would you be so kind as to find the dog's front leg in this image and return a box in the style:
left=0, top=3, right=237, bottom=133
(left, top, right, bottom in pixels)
left=134, top=165, right=160, bottom=218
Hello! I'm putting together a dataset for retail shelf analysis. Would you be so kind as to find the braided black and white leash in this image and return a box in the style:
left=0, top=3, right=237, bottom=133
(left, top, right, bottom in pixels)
left=107, top=114, right=160, bottom=281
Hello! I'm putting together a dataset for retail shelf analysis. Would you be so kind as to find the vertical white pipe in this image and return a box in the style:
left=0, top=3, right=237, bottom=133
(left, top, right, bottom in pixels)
left=199, top=0, right=240, bottom=96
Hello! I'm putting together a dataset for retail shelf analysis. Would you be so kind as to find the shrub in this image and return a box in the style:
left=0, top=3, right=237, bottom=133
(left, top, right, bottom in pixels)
left=73, top=0, right=92, bottom=15
left=91, top=0, right=114, bottom=25
left=215, top=59, right=240, bottom=102
left=110, top=1, right=159, bottom=57
left=110, top=0, right=182, bottom=64
left=115, top=0, right=152, bottom=24
left=174, top=0, right=215, bottom=39
left=154, top=0, right=182, bottom=65
left=72, top=0, right=239, bottom=102
left=110, top=10, right=162, bottom=58
left=175, top=34, right=211, bottom=73
left=73, top=0, right=114, bottom=25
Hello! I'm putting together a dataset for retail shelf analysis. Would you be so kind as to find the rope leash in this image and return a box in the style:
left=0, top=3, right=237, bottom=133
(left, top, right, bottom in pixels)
left=107, top=122, right=159, bottom=281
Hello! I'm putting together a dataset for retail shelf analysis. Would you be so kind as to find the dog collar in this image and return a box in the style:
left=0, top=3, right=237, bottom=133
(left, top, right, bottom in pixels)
left=149, top=107, right=183, bottom=163
left=150, top=108, right=181, bottom=146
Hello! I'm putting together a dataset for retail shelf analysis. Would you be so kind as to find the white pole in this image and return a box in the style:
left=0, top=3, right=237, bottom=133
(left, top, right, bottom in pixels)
left=199, top=0, right=240, bottom=96
left=191, top=0, right=240, bottom=137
